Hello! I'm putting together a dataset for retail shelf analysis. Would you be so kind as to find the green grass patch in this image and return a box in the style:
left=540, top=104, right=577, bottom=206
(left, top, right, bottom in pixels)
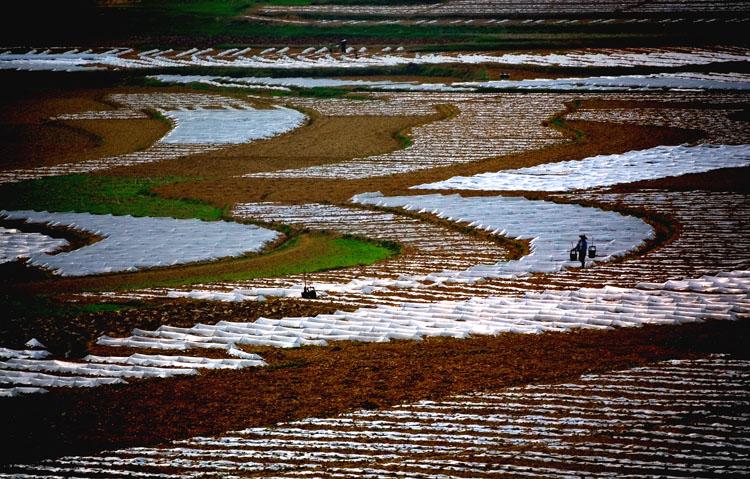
left=549, top=116, right=583, bottom=141
left=0, top=175, right=222, bottom=220
left=6, top=232, right=400, bottom=294
left=295, top=86, right=354, bottom=99
left=395, top=130, right=413, bottom=148
left=1, top=175, right=403, bottom=294
left=135, top=234, right=399, bottom=289
left=144, top=108, right=175, bottom=128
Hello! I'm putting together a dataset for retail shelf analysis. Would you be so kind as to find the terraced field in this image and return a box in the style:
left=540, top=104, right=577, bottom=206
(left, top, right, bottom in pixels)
left=1, top=1, right=749, bottom=475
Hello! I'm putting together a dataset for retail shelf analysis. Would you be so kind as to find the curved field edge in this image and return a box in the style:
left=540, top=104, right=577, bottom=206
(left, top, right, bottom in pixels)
left=0, top=175, right=400, bottom=291
left=9, top=232, right=399, bottom=295
left=2, top=318, right=747, bottom=463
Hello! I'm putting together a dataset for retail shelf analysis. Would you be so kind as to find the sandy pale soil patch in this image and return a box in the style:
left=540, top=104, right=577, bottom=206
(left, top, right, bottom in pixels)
left=110, top=114, right=438, bottom=178
left=1, top=87, right=746, bottom=470
left=1, top=317, right=747, bottom=464
left=152, top=120, right=703, bottom=206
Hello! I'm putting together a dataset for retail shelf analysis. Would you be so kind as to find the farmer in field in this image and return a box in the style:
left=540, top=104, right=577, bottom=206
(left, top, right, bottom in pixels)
left=575, top=234, right=588, bottom=268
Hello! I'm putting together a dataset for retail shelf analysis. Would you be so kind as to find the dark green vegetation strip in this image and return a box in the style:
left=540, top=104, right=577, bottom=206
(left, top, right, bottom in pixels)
left=5, top=0, right=746, bottom=48
left=0, top=175, right=223, bottom=220
left=2, top=295, right=136, bottom=322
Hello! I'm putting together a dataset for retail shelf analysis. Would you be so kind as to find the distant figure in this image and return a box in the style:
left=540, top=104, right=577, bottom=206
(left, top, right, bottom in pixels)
left=340, top=39, right=347, bottom=54
left=575, top=234, right=588, bottom=268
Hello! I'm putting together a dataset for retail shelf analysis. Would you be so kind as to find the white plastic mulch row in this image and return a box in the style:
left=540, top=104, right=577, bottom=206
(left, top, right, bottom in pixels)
left=0, top=144, right=221, bottom=185
left=257, top=0, right=750, bottom=15
left=247, top=92, right=573, bottom=179
left=0, top=346, right=50, bottom=360
left=567, top=106, right=750, bottom=145
left=106, top=92, right=257, bottom=111
left=98, top=271, right=750, bottom=352
left=0, top=93, right=306, bottom=184
left=0, top=210, right=280, bottom=276
left=415, top=143, right=750, bottom=191
left=51, top=110, right=149, bottom=120
left=159, top=108, right=306, bottom=144
left=6, top=355, right=747, bottom=477
left=151, top=71, right=750, bottom=93
left=150, top=74, right=472, bottom=92
left=1, top=46, right=747, bottom=71
left=455, top=72, right=750, bottom=91
left=352, top=191, right=652, bottom=276
left=163, top=193, right=651, bottom=303
left=0, top=227, right=68, bottom=264
left=250, top=13, right=749, bottom=26
left=0, top=352, right=266, bottom=397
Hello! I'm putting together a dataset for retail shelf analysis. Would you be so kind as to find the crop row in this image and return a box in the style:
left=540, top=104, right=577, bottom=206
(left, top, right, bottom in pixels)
left=2, top=46, right=747, bottom=72
left=258, top=0, right=750, bottom=15
left=4, top=355, right=747, bottom=476
left=248, top=92, right=572, bottom=179
left=134, top=190, right=750, bottom=309
left=567, top=106, right=750, bottom=144
left=416, top=143, right=750, bottom=191
left=0, top=93, right=302, bottom=184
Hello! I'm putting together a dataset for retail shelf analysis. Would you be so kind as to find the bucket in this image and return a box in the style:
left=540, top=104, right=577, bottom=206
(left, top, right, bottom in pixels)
left=570, top=248, right=578, bottom=261
left=588, top=245, right=596, bottom=258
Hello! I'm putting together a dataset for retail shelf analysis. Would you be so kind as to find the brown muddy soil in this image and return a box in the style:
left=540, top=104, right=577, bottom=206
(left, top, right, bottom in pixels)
left=109, top=113, right=439, bottom=178
left=2, top=317, right=747, bottom=464
left=152, top=120, right=704, bottom=206
left=0, top=296, right=350, bottom=358
left=0, top=89, right=170, bottom=170
left=1, top=87, right=745, bottom=467
left=608, top=165, right=750, bottom=193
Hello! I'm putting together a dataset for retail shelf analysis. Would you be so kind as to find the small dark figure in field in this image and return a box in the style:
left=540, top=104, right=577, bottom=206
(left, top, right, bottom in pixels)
left=340, top=39, right=347, bottom=54
left=576, top=234, right=588, bottom=268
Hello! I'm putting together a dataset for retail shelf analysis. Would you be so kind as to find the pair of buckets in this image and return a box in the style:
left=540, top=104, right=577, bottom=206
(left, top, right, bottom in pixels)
left=569, top=244, right=597, bottom=260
